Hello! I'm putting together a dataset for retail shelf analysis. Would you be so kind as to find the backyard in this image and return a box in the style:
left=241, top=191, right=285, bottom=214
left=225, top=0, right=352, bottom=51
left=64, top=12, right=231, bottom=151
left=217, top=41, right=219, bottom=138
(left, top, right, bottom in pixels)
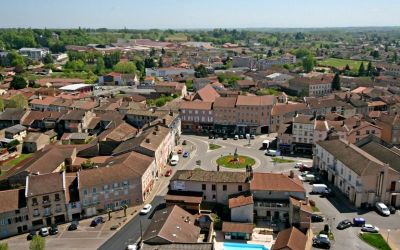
left=317, top=58, right=367, bottom=71
left=3, top=153, right=33, bottom=167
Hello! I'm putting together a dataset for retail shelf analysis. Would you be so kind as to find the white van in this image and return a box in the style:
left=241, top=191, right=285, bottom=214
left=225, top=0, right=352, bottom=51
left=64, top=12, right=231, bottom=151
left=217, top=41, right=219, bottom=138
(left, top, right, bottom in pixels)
left=375, top=202, right=390, bottom=216
left=170, top=155, right=179, bottom=166
left=311, top=184, right=330, bottom=194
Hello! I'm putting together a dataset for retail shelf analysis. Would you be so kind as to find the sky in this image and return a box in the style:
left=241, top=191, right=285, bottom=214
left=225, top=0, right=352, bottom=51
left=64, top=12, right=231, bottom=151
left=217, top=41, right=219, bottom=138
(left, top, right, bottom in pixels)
left=1, top=0, right=400, bottom=29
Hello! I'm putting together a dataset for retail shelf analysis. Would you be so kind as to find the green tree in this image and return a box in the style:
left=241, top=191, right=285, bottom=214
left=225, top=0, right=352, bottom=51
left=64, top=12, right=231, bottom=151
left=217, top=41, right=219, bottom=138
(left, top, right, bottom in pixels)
left=135, top=60, right=145, bottom=76
left=295, top=48, right=312, bottom=59
left=344, top=64, right=351, bottom=71
left=366, top=61, right=373, bottom=76
left=0, top=99, right=4, bottom=112
left=30, top=235, right=45, bottom=250
left=0, top=242, right=8, bottom=250
left=144, top=58, right=156, bottom=68
left=43, top=53, right=53, bottom=64
left=7, top=94, right=28, bottom=109
left=302, top=55, right=315, bottom=73
left=331, top=73, right=341, bottom=91
left=10, top=75, right=27, bottom=90
left=7, top=51, right=25, bottom=67
left=81, top=159, right=94, bottom=169
left=158, top=57, right=163, bottom=67
left=161, top=48, right=166, bottom=55
left=358, top=62, right=366, bottom=76
left=370, top=50, right=380, bottom=59
left=113, top=61, right=137, bottom=74
left=95, top=57, right=105, bottom=75
left=194, top=64, right=208, bottom=78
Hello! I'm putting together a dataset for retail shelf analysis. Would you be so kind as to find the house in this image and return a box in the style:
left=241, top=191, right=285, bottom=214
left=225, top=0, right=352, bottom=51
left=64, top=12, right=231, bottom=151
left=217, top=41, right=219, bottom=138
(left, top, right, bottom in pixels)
left=98, top=72, right=123, bottom=85
left=18, top=48, right=49, bottom=61
left=21, top=110, right=66, bottom=131
left=193, top=78, right=212, bottom=91
left=59, top=110, right=96, bottom=133
left=61, top=132, right=90, bottom=145
left=315, top=139, right=400, bottom=207
left=180, top=101, right=213, bottom=133
left=236, top=79, right=256, bottom=90
left=291, top=114, right=315, bottom=154
left=26, top=172, right=69, bottom=228
left=374, top=113, right=400, bottom=146
left=193, top=84, right=220, bottom=103
left=222, top=222, right=254, bottom=240
left=0, top=108, right=28, bottom=129
left=141, top=243, right=214, bottom=250
left=145, top=67, right=195, bottom=77
left=270, top=103, right=308, bottom=133
left=0, top=189, right=29, bottom=239
left=236, top=95, right=276, bottom=134
left=288, top=76, right=332, bottom=97
left=142, top=205, right=201, bottom=245
left=99, top=122, right=138, bottom=142
left=125, top=109, right=167, bottom=129
left=78, top=151, right=156, bottom=217
left=229, top=194, right=254, bottom=223
left=272, top=227, right=310, bottom=250
left=22, top=133, right=50, bottom=153
left=4, top=124, right=27, bottom=142
left=165, top=190, right=203, bottom=212
left=170, top=169, right=251, bottom=204
left=155, top=82, right=187, bottom=97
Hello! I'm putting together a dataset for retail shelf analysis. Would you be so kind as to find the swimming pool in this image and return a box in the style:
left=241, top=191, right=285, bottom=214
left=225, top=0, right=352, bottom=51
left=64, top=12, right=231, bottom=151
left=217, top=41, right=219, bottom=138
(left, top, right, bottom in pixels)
left=223, top=242, right=269, bottom=250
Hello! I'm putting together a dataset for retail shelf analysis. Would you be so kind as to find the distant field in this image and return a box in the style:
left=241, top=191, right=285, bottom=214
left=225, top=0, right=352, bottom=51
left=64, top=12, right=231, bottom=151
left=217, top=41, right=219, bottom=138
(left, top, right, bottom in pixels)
left=318, top=58, right=367, bottom=70
left=165, top=33, right=188, bottom=42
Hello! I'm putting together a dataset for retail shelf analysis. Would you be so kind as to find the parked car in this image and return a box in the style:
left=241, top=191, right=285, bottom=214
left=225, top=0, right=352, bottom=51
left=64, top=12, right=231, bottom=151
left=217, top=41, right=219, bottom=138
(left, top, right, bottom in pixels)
left=234, top=135, right=239, bottom=140
left=250, top=134, right=255, bottom=139
left=90, top=216, right=105, bottom=227
left=375, top=202, right=390, bottom=216
left=39, top=227, right=49, bottom=237
left=177, top=148, right=183, bottom=154
left=49, top=225, right=58, bottom=235
left=223, top=134, right=228, bottom=140
left=353, top=217, right=366, bottom=227
left=183, top=151, right=190, bottom=158
left=68, top=221, right=79, bottom=231
left=299, top=165, right=313, bottom=172
left=208, top=134, right=214, bottom=139
left=170, top=154, right=179, bottom=166
left=361, top=224, right=379, bottom=233
left=27, top=230, right=36, bottom=240
left=264, top=149, right=277, bottom=156
left=337, top=219, right=352, bottom=230
left=165, top=169, right=172, bottom=177
left=126, top=244, right=138, bottom=250
left=140, top=204, right=152, bottom=215
left=294, top=162, right=305, bottom=168
left=239, top=135, right=244, bottom=139
left=388, top=205, right=396, bottom=214
left=311, top=214, right=324, bottom=222
left=313, top=234, right=331, bottom=249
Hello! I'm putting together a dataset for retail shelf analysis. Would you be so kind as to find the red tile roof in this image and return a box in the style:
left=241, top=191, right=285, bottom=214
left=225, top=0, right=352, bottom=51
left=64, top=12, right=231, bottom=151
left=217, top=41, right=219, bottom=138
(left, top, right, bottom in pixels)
left=250, top=173, right=305, bottom=192
left=229, top=194, right=254, bottom=208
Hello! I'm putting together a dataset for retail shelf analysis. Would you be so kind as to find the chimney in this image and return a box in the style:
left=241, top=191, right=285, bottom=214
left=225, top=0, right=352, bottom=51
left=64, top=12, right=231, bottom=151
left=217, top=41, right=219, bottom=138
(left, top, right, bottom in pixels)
left=163, top=118, right=166, bottom=125
left=145, top=138, right=150, bottom=143
left=153, top=131, right=157, bottom=135
left=155, top=125, right=159, bottom=131
left=289, top=170, right=294, bottom=178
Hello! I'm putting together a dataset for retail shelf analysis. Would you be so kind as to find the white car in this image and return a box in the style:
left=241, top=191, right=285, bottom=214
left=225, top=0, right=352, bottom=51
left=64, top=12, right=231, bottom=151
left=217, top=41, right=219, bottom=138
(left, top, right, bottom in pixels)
left=294, top=162, right=305, bottom=168
left=375, top=202, right=390, bottom=216
left=265, top=149, right=277, bottom=156
left=140, top=204, right=152, bottom=215
left=361, top=224, right=379, bottom=233
left=39, top=227, right=49, bottom=237
left=126, top=244, right=138, bottom=250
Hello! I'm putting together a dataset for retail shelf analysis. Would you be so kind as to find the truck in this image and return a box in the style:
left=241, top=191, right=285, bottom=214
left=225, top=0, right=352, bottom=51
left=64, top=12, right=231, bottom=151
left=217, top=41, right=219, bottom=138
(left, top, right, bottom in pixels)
left=311, top=184, right=330, bottom=194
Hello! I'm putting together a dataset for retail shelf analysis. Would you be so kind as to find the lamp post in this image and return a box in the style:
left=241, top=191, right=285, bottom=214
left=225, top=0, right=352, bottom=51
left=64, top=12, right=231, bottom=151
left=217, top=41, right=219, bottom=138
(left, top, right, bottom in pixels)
left=387, top=229, right=391, bottom=243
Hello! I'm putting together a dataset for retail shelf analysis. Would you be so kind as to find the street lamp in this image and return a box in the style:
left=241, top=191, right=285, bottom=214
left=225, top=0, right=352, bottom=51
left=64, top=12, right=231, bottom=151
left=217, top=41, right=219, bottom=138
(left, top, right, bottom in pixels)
left=387, top=229, right=391, bottom=243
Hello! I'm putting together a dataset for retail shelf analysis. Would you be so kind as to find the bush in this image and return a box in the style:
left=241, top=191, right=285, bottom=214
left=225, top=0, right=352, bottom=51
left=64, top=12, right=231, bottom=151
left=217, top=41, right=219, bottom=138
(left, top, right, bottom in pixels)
left=30, top=235, right=45, bottom=250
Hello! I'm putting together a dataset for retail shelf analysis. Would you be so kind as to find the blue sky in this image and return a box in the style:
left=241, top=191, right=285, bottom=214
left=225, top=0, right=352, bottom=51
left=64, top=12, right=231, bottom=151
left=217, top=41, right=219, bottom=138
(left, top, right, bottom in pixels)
left=1, top=0, right=400, bottom=29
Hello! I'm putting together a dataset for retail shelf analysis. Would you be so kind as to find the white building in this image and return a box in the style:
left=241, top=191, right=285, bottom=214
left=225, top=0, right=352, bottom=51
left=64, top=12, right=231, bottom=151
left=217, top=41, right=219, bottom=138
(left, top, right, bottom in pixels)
left=19, top=48, right=50, bottom=61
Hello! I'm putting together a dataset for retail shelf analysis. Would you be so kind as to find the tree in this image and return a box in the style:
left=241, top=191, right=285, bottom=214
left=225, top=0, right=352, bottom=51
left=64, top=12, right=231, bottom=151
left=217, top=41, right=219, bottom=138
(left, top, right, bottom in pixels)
left=81, top=159, right=95, bottom=169
left=29, top=235, right=45, bottom=250
left=135, top=60, right=145, bottom=76
left=113, top=61, right=137, bottom=74
left=331, top=73, right=341, bottom=91
left=366, top=61, right=373, bottom=76
left=158, top=57, right=163, bottom=67
left=121, top=204, right=128, bottom=217
left=295, top=48, right=312, bottom=59
left=10, top=75, right=27, bottom=90
left=267, top=50, right=273, bottom=57
left=344, top=64, right=351, bottom=71
left=107, top=208, right=112, bottom=221
left=95, top=57, right=105, bottom=75
left=149, top=48, right=156, bottom=57
left=0, top=99, right=4, bottom=112
left=393, top=52, right=398, bottom=63
left=194, top=64, right=208, bottom=78
left=6, top=139, right=19, bottom=150
left=161, top=48, right=166, bottom=55
left=7, top=94, right=28, bottom=109
left=43, top=53, right=53, bottom=64
left=7, top=51, right=25, bottom=67
left=144, top=58, right=156, bottom=68
left=302, top=55, right=315, bottom=73
left=370, top=50, right=380, bottom=59
left=358, top=62, right=366, bottom=76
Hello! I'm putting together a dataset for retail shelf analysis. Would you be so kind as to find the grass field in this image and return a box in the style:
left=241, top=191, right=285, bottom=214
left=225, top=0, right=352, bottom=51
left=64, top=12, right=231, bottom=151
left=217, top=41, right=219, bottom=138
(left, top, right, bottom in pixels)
left=360, top=233, right=391, bottom=250
left=165, top=33, right=188, bottom=42
left=209, top=144, right=221, bottom=150
left=271, top=157, right=294, bottom=163
left=318, top=58, right=367, bottom=70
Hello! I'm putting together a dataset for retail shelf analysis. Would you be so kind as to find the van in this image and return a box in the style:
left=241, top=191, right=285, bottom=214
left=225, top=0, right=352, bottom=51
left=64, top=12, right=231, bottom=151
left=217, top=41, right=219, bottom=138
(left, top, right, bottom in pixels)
left=262, top=140, right=270, bottom=149
left=375, top=202, right=390, bottom=216
left=311, top=184, right=330, bottom=194
left=170, top=155, right=179, bottom=166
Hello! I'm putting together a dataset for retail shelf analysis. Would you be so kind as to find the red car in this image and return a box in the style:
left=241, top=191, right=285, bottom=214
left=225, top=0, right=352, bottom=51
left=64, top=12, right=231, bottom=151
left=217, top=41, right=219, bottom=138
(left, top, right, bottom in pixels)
left=299, top=165, right=313, bottom=172
left=165, top=169, right=172, bottom=177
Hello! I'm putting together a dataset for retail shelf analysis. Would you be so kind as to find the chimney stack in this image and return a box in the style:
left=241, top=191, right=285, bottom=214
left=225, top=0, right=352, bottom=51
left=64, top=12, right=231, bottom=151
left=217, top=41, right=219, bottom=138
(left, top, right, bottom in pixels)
left=145, top=138, right=150, bottom=143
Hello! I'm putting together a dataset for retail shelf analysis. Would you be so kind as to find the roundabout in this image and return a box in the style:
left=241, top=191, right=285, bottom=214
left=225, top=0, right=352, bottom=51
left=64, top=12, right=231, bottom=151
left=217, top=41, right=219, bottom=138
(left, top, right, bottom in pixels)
left=216, top=148, right=256, bottom=169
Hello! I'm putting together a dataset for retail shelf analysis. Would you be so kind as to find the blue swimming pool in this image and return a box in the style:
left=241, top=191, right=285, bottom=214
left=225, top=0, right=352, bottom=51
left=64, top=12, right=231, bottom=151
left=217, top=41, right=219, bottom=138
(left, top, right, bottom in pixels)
left=223, top=242, right=269, bottom=250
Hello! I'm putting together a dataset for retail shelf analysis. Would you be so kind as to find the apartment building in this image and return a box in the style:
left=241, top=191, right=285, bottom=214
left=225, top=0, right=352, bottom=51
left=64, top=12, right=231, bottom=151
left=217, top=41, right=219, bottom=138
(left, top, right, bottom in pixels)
left=78, top=152, right=156, bottom=217
left=315, top=139, right=400, bottom=207
left=375, top=113, right=400, bottom=146
left=25, top=172, right=68, bottom=228
left=0, top=189, right=29, bottom=239
left=292, top=114, right=315, bottom=154
left=236, top=95, right=276, bottom=134
left=288, top=76, right=332, bottom=97
left=213, top=97, right=237, bottom=135
left=19, top=48, right=49, bottom=61
left=180, top=101, right=213, bottom=133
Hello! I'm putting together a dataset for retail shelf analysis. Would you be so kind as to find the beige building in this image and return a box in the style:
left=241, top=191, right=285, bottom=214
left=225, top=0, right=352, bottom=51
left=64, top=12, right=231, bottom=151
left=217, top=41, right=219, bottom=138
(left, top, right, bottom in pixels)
left=26, top=172, right=69, bottom=228
left=315, top=139, right=400, bottom=208
left=22, top=132, right=50, bottom=153
left=213, top=97, right=238, bottom=135
left=0, top=189, right=29, bottom=239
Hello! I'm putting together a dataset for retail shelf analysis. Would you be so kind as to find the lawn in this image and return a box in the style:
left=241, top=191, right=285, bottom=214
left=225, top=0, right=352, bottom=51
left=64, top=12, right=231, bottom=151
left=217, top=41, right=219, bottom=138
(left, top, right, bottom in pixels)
left=271, top=157, right=294, bottom=163
left=360, top=233, right=391, bottom=250
left=216, top=155, right=255, bottom=169
left=165, top=33, right=188, bottom=42
left=209, top=144, right=221, bottom=150
left=3, top=153, right=33, bottom=167
left=318, top=58, right=367, bottom=71
left=256, top=88, right=281, bottom=96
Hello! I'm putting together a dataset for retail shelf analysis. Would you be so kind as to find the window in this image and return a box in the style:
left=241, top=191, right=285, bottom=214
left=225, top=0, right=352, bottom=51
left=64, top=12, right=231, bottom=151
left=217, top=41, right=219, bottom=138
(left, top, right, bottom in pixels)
left=212, top=195, right=216, bottom=200
left=212, top=184, right=216, bottom=191
left=83, top=189, right=88, bottom=196
left=356, top=131, right=360, bottom=136
left=223, top=185, right=227, bottom=191
left=103, top=185, right=109, bottom=192
left=123, top=181, right=129, bottom=188
left=55, top=194, right=60, bottom=201
left=372, top=130, right=375, bottom=134
left=348, top=174, right=352, bottom=181
left=15, top=209, right=20, bottom=214
left=238, top=185, right=242, bottom=192
left=32, top=198, right=38, bottom=206
left=203, top=195, right=207, bottom=200
left=33, top=209, right=39, bottom=217
left=366, top=130, right=370, bottom=134
left=114, top=191, right=119, bottom=196
left=105, top=193, right=109, bottom=199
left=124, top=190, right=129, bottom=195
left=202, top=184, right=206, bottom=190
left=42, top=195, right=50, bottom=203
left=114, top=183, right=119, bottom=188
left=93, top=187, right=97, bottom=194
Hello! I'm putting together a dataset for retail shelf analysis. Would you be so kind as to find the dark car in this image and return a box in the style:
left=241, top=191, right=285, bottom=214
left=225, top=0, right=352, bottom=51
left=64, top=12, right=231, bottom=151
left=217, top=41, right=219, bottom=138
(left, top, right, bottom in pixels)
left=208, top=134, right=214, bottom=139
left=311, top=214, right=324, bottom=222
left=388, top=205, right=396, bottom=214
left=299, top=165, right=313, bottom=172
left=68, top=221, right=79, bottom=231
left=223, top=134, right=228, bottom=140
left=27, top=230, right=36, bottom=240
left=337, top=219, right=352, bottom=230
left=49, top=225, right=58, bottom=235
left=90, top=216, right=105, bottom=227
left=313, top=241, right=331, bottom=249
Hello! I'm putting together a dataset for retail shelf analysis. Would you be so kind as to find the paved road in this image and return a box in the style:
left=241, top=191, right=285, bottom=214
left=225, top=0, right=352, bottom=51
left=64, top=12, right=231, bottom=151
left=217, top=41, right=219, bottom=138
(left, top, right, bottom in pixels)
left=98, top=196, right=165, bottom=250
